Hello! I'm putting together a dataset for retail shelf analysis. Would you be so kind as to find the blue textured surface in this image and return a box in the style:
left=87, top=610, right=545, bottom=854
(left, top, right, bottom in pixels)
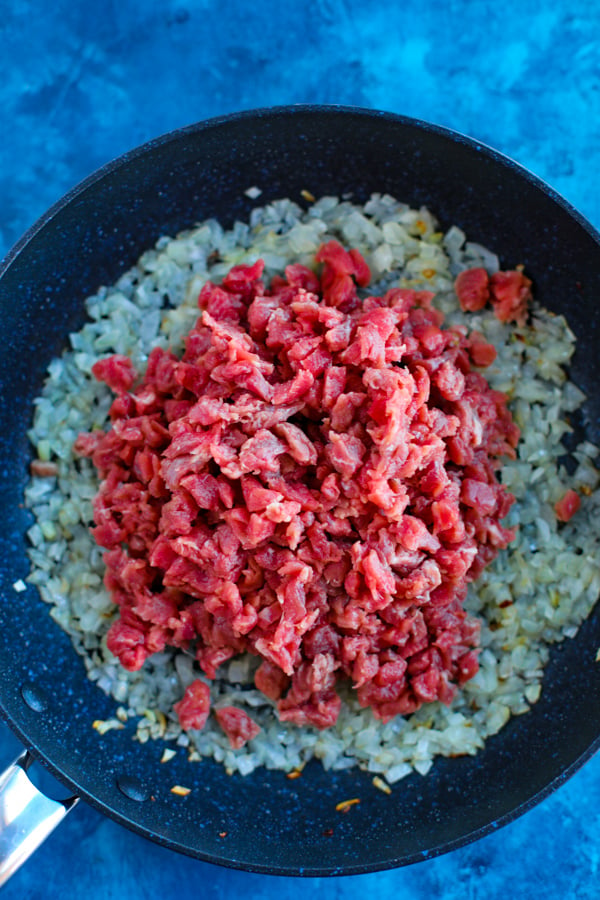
left=2, top=1, right=600, bottom=897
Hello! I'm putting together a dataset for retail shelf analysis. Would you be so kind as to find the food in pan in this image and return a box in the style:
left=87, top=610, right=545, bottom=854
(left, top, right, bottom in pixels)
left=24, top=194, right=600, bottom=781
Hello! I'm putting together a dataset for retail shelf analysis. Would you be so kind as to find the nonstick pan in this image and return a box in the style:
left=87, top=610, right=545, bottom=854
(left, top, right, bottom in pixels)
left=1, top=106, right=600, bottom=879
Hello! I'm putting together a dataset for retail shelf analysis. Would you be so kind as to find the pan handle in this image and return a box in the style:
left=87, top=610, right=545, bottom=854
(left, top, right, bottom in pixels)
left=0, top=750, right=79, bottom=886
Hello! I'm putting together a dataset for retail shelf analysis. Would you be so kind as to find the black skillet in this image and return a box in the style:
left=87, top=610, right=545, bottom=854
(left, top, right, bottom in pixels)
left=1, top=106, right=600, bottom=877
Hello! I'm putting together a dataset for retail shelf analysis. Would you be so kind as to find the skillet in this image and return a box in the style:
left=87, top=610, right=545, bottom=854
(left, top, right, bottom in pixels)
left=1, top=105, right=600, bottom=877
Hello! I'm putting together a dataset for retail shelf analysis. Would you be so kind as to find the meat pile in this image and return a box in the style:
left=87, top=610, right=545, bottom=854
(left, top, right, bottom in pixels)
left=76, top=243, right=521, bottom=745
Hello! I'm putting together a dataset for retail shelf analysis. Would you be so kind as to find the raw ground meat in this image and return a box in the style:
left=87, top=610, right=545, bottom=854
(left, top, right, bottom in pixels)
left=76, top=241, right=521, bottom=733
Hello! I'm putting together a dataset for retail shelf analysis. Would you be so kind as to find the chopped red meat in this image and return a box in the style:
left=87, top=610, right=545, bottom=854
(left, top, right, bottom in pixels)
left=455, top=267, right=490, bottom=312
left=254, top=659, right=290, bottom=699
left=215, top=706, right=261, bottom=748
left=489, top=270, right=532, bottom=326
left=92, top=354, right=137, bottom=394
left=174, top=679, right=211, bottom=731
left=316, top=240, right=371, bottom=288
left=30, top=460, right=59, bottom=477
left=454, top=267, right=532, bottom=326
left=106, top=620, right=151, bottom=671
left=554, top=488, right=581, bottom=522
left=77, top=243, right=520, bottom=734
left=469, top=331, right=497, bottom=368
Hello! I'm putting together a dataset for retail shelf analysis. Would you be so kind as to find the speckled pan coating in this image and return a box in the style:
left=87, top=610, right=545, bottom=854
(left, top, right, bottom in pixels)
left=2, top=106, right=600, bottom=876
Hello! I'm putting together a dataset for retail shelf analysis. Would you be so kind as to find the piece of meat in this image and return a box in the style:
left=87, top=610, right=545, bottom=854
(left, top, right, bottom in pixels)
left=554, top=488, right=581, bottom=523
left=215, top=706, right=261, bottom=748
left=30, top=460, right=59, bottom=477
left=174, top=679, right=212, bottom=731
left=455, top=267, right=490, bottom=312
left=106, top=620, right=151, bottom=672
left=254, top=660, right=290, bottom=700
left=91, top=354, right=137, bottom=393
left=455, top=267, right=531, bottom=327
left=489, top=270, right=532, bottom=326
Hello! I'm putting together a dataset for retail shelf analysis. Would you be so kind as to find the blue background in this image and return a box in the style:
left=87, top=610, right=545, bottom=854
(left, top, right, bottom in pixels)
left=2, top=1, right=600, bottom=897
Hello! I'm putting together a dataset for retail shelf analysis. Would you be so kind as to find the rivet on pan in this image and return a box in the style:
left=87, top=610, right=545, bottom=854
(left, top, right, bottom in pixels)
left=117, top=774, right=150, bottom=802
left=20, top=683, right=49, bottom=713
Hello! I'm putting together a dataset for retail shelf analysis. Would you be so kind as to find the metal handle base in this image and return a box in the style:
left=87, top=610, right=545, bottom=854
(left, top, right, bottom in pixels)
left=0, top=750, right=79, bottom=886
